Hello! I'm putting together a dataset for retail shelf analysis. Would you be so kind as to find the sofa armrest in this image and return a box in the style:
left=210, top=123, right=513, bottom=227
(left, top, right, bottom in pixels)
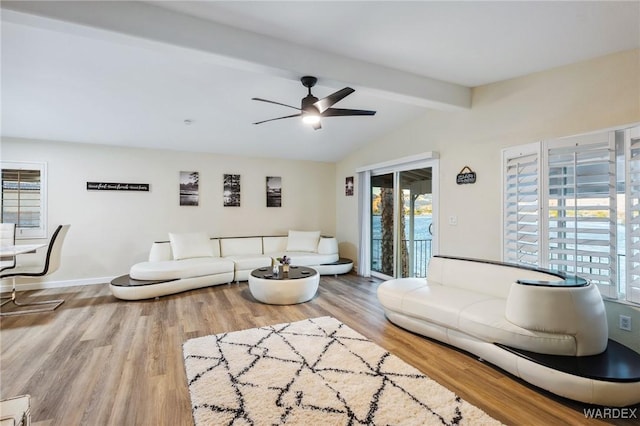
left=149, top=242, right=172, bottom=262
left=505, top=282, right=608, bottom=356
left=317, top=237, right=338, bottom=255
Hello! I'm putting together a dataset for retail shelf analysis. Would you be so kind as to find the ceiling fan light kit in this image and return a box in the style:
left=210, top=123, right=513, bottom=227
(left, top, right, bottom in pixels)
left=302, top=112, right=321, bottom=125
left=252, top=76, right=376, bottom=130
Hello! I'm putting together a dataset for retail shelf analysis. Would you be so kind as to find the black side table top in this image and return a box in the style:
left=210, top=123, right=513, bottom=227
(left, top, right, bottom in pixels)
left=497, top=340, right=640, bottom=382
left=110, top=274, right=176, bottom=287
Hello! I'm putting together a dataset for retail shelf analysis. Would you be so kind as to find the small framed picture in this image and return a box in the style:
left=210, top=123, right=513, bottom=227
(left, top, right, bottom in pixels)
left=345, top=176, right=354, bottom=196
left=180, top=171, right=199, bottom=206
left=266, top=176, right=282, bottom=207
left=223, top=174, right=240, bottom=207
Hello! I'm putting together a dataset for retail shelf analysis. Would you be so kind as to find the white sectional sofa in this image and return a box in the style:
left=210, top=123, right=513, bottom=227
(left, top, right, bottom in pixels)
left=377, top=255, right=640, bottom=407
left=110, top=230, right=352, bottom=300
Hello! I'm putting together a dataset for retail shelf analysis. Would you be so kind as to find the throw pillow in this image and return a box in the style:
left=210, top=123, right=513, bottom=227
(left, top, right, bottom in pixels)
left=169, top=232, right=214, bottom=260
left=286, top=230, right=320, bottom=253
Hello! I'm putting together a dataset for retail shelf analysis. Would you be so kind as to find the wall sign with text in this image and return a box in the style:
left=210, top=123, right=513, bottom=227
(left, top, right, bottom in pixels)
left=87, top=182, right=150, bottom=191
left=456, top=166, right=476, bottom=185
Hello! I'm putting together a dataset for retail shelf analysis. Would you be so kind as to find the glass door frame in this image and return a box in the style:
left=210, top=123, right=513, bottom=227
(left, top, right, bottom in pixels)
left=362, top=154, right=439, bottom=280
left=399, top=167, right=434, bottom=278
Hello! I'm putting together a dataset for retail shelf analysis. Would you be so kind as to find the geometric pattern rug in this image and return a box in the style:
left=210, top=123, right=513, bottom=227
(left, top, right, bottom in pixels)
left=183, top=316, right=502, bottom=425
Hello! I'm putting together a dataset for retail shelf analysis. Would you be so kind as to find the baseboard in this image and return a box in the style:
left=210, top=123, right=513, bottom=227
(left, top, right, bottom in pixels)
left=0, top=276, right=113, bottom=293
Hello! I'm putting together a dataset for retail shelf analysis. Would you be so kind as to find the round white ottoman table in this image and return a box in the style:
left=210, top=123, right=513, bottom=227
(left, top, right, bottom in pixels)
left=249, top=266, right=319, bottom=305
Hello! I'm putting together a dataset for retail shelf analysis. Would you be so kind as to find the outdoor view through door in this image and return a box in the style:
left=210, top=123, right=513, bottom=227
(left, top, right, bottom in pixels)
left=371, top=167, right=433, bottom=278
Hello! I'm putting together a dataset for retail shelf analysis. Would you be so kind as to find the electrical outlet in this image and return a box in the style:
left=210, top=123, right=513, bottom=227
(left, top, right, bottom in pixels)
left=619, top=315, right=632, bottom=331
left=448, top=216, right=458, bottom=226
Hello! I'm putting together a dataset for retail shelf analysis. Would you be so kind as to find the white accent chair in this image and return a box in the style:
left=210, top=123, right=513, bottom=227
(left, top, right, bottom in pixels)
left=0, top=224, right=70, bottom=316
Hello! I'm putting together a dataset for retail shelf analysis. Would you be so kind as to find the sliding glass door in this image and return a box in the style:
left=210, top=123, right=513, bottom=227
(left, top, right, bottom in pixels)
left=399, top=168, right=433, bottom=278
left=371, top=166, right=435, bottom=279
left=371, top=173, right=394, bottom=276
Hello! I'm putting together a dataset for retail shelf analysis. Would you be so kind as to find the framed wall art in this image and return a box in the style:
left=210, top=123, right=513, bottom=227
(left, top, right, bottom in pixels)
left=180, top=171, right=199, bottom=206
left=266, top=176, right=282, bottom=207
left=345, top=176, right=354, bottom=196
left=224, top=174, right=241, bottom=207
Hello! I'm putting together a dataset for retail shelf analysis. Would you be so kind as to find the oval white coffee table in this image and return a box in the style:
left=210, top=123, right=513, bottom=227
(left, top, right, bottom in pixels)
left=249, top=266, right=319, bottom=305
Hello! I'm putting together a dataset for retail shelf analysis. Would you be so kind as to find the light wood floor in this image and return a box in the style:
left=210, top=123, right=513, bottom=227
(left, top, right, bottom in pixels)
left=1, top=274, right=638, bottom=425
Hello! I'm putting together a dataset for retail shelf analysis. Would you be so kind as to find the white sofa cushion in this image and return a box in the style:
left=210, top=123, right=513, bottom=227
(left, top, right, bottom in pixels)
left=209, top=239, right=221, bottom=257
left=149, top=239, right=220, bottom=261
left=130, top=257, right=234, bottom=281
left=400, top=283, right=494, bottom=329
left=376, top=278, right=426, bottom=312
left=286, top=230, right=320, bottom=252
left=225, top=254, right=272, bottom=271
left=263, top=236, right=288, bottom=253
left=169, top=232, right=213, bottom=260
left=428, top=256, right=564, bottom=299
left=220, top=237, right=263, bottom=256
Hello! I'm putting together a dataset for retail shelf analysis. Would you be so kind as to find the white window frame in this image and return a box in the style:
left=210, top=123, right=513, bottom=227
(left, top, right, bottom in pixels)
left=502, top=124, right=640, bottom=304
left=1, top=161, right=48, bottom=239
left=502, top=142, right=543, bottom=266
left=624, top=126, right=640, bottom=303
left=543, top=132, right=618, bottom=298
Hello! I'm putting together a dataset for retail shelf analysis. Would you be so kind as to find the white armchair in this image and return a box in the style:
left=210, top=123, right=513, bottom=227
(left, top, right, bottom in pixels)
left=0, top=224, right=70, bottom=316
left=0, top=223, right=16, bottom=272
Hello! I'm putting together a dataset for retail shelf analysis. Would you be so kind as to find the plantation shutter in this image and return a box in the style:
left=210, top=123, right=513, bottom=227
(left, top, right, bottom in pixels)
left=1, top=169, right=41, bottom=228
left=625, top=126, right=640, bottom=303
left=503, top=144, right=540, bottom=266
left=0, top=162, right=47, bottom=239
left=546, top=133, right=617, bottom=298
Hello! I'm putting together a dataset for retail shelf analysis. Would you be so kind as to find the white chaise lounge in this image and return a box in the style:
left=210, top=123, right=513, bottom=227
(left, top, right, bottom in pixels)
left=377, top=255, right=640, bottom=407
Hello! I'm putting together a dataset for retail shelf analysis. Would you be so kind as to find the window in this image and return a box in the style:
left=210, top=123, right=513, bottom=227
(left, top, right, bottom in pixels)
left=503, top=125, right=640, bottom=304
left=546, top=134, right=617, bottom=298
left=624, top=126, right=640, bottom=303
left=503, top=143, right=540, bottom=266
left=1, top=161, right=47, bottom=239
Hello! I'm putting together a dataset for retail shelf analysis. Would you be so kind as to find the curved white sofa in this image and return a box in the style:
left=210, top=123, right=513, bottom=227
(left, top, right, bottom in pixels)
left=377, top=255, right=640, bottom=407
left=110, top=231, right=352, bottom=300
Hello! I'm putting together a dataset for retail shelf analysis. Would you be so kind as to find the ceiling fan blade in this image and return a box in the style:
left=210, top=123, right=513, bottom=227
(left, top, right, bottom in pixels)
left=253, top=113, right=301, bottom=125
left=252, top=98, right=301, bottom=111
left=322, top=108, right=377, bottom=117
left=313, top=87, right=355, bottom=113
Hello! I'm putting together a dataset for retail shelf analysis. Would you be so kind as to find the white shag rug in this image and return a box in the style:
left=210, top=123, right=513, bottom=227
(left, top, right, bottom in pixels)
left=183, top=316, right=502, bottom=425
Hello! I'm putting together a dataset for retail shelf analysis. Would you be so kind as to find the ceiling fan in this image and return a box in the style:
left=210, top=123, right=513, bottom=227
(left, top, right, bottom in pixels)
left=252, top=76, right=376, bottom=130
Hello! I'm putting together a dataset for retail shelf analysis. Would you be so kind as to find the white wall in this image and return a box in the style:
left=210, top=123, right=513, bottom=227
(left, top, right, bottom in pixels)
left=1, top=139, right=336, bottom=284
left=336, top=49, right=640, bottom=264
left=335, top=49, right=640, bottom=352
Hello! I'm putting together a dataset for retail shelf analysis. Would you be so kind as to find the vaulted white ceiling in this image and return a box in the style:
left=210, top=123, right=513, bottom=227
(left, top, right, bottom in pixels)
left=2, top=1, right=638, bottom=162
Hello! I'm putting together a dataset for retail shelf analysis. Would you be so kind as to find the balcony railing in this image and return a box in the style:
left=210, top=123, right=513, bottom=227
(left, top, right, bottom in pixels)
left=372, top=238, right=432, bottom=278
